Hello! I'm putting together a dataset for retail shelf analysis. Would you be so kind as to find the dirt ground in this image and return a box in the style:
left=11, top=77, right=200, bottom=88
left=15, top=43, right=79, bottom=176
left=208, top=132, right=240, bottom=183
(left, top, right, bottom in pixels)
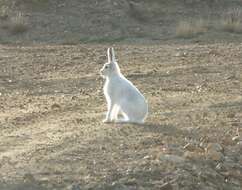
left=0, top=44, right=241, bottom=189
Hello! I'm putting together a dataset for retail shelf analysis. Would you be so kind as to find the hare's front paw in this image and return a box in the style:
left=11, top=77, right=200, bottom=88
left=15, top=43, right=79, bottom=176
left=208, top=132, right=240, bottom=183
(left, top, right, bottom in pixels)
left=102, top=118, right=112, bottom=123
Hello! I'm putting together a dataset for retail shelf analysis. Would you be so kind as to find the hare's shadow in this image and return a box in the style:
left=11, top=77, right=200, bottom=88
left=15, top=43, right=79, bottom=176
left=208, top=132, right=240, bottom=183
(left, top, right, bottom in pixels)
left=114, top=122, right=184, bottom=137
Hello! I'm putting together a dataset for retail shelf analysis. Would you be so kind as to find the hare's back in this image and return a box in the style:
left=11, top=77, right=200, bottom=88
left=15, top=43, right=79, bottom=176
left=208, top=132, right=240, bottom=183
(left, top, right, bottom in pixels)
left=121, top=78, right=145, bottom=101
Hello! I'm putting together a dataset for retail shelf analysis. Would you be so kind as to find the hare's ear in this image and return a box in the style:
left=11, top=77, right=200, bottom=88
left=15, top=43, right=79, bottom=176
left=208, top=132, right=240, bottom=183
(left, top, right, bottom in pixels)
left=111, top=47, right=116, bottom=63
left=107, top=48, right=111, bottom=63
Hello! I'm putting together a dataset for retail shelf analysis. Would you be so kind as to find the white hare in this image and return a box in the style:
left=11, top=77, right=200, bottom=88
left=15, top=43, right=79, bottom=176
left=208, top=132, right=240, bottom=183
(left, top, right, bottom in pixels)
left=100, top=47, right=148, bottom=124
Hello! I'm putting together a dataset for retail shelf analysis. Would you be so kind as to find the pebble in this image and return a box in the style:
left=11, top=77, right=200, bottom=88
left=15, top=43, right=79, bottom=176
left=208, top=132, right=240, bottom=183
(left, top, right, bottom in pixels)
left=232, top=136, right=242, bottom=142
left=160, top=182, right=173, bottom=190
left=222, top=135, right=236, bottom=146
left=183, top=143, right=204, bottom=153
left=184, top=151, right=203, bottom=160
left=23, top=173, right=36, bottom=183
left=175, top=52, right=188, bottom=57
left=205, top=143, right=224, bottom=161
left=206, top=150, right=223, bottom=161
left=51, top=103, right=61, bottom=110
left=206, top=143, right=223, bottom=152
left=215, top=163, right=223, bottom=171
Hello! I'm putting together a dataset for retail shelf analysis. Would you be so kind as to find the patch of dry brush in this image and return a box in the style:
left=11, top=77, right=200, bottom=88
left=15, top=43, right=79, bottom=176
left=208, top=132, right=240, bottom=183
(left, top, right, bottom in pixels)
left=8, top=12, right=28, bottom=34
left=0, top=11, right=28, bottom=35
left=175, top=19, right=208, bottom=38
left=221, top=8, right=242, bottom=33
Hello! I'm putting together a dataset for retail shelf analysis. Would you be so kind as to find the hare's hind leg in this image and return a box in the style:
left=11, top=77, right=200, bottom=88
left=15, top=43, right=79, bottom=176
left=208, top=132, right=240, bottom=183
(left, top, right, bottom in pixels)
left=115, top=109, right=130, bottom=123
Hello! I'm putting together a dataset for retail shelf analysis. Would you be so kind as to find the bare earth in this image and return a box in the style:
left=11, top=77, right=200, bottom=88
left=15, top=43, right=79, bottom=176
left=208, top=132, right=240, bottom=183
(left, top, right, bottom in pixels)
left=0, top=44, right=241, bottom=190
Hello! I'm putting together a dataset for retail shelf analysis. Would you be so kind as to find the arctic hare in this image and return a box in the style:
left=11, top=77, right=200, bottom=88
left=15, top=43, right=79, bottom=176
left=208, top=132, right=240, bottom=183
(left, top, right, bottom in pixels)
left=100, top=47, right=148, bottom=124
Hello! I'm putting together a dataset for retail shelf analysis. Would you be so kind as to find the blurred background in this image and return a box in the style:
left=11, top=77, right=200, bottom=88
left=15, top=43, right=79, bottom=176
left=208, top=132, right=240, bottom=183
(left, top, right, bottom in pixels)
left=1, top=0, right=242, bottom=44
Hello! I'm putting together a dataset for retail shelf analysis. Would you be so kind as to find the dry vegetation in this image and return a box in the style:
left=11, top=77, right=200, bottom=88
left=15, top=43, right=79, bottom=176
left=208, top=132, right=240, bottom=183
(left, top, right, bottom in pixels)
left=221, top=8, right=242, bottom=33
left=175, top=19, right=208, bottom=38
left=0, top=3, right=28, bottom=35
left=176, top=8, right=242, bottom=38
left=0, top=0, right=242, bottom=43
left=8, top=12, right=28, bottom=34
left=0, top=5, right=9, bottom=20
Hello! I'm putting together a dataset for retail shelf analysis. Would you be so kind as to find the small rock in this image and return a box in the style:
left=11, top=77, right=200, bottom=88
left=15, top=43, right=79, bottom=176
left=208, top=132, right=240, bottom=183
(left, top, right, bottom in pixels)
left=222, top=135, right=236, bottom=146
left=175, top=52, right=187, bottom=57
left=184, top=151, right=203, bottom=160
left=143, top=155, right=150, bottom=159
left=51, top=103, right=61, bottom=110
left=206, top=143, right=223, bottom=152
left=215, top=162, right=234, bottom=172
left=227, top=113, right=235, bottom=118
left=175, top=52, right=181, bottom=57
left=232, top=136, right=242, bottom=142
left=205, top=143, right=224, bottom=161
left=183, top=143, right=204, bottom=153
left=183, top=143, right=196, bottom=151
left=160, top=182, right=173, bottom=190
left=215, top=163, right=223, bottom=171
left=71, top=96, right=78, bottom=100
left=232, top=122, right=239, bottom=127
left=205, top=150, right=223, bottom=161
left=23, top=173, right=36, bottom=183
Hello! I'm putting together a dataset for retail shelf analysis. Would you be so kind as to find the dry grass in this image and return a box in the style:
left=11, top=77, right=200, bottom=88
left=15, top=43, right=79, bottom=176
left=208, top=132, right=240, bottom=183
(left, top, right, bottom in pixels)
left=8, top=12, right=28, bottom=34
left=0, top=5, right=10, bottom=20
left=221, top=8, right=242, bottom=33
left=176, top=19, right=208, bottom=38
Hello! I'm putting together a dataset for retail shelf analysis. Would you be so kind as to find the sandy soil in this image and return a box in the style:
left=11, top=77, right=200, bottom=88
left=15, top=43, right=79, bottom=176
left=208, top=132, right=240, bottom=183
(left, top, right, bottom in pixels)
left=0, top=44, right=241, bottom=189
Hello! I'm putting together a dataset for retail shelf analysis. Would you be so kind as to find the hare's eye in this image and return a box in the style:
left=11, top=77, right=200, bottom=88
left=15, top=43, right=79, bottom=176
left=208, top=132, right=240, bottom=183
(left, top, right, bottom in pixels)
left=105, top=65, right=109, bottom=69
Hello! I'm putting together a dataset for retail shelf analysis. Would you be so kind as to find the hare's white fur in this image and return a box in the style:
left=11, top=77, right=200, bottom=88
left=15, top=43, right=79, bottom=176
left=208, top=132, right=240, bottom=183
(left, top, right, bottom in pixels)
left=100, top=48, right=148, bottom=124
